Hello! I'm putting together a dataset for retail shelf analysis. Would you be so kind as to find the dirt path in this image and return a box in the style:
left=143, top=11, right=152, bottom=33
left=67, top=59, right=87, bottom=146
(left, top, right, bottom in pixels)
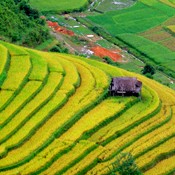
left=51, top=31, right=77, bottom=53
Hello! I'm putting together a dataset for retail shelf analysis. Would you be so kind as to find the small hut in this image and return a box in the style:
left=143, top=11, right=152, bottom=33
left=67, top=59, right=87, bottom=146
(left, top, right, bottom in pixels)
left=109, top=77, right=142, bottom=97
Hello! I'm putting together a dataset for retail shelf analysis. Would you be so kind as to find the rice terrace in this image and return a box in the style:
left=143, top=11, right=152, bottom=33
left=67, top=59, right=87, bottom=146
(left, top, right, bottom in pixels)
left=29, top=0, right=89, bottom=13
left=0, top=0, right=175, bottom=175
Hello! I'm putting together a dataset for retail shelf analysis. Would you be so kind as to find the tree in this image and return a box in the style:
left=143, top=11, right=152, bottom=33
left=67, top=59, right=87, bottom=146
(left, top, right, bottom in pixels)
left=18, top=0, right=39, bottom=19
left=109, top=152, right=142, bottom=175
left=14, top=0, right=22, bottom=4
left=50, top=46, right=61, bottom=52
left=142, top=64, right=155, bottom=75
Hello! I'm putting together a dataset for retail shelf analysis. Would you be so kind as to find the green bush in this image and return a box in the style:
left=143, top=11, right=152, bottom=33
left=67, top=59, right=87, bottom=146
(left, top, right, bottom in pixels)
left=109, top=152, right=142, bottom=175
left=142, top=64, right=155, bottom=75
left=49, top=44, right=69, bottom=54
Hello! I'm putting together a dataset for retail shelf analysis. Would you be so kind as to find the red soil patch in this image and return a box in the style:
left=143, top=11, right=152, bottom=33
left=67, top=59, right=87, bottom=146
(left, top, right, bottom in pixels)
left=47, top=21, right=75, bottom=36
left=91, top=46, right=122, bottom=62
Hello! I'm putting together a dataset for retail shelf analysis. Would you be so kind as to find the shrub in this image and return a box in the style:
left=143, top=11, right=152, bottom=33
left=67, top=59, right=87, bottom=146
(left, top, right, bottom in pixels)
left=109, top=152, right=142, bottom=175
left=50, top=46, right=61, bottom=53
left=142, top=64, right=155, bottom=75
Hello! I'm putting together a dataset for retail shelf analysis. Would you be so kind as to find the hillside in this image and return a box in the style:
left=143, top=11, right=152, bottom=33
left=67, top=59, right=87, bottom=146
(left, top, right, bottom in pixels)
left=0, top=41, right=175, bottom=174
left=0, top=0, right=50, bottom=47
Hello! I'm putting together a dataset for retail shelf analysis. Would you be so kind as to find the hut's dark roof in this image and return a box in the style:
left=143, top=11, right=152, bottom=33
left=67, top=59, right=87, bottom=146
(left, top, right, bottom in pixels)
left=111, top=77, right=142, bottom=93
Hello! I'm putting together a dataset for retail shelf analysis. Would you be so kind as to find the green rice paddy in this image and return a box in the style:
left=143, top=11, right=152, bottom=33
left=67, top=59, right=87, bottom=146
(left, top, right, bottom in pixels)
left=30, top=0, right=88, bottom=12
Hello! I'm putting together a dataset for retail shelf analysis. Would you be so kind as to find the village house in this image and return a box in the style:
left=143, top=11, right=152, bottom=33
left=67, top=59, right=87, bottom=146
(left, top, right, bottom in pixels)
left=109, top=77, right=142, bottom=97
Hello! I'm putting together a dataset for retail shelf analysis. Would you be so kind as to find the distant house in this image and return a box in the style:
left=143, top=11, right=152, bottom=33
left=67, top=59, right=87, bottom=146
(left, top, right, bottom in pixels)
left=109, top=77, right=142, bottom=97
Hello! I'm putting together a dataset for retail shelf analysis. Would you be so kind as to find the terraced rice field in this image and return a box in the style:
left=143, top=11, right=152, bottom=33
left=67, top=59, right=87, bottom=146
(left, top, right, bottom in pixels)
left=0, top=41, right=175, bottom=175
left=116, top=34, right=175, bottom=77
left=140, top=16, right=175, bottom=51
left=29, top=0, right=88, bottom=13
left=94, top=0, right=136, bottom=12
left=160, top=0, right=175, bottom=7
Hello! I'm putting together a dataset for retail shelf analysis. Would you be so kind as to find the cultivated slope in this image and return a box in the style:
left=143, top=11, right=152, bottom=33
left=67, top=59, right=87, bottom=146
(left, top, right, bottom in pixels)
left=0, top=41, right=175, bottom=175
